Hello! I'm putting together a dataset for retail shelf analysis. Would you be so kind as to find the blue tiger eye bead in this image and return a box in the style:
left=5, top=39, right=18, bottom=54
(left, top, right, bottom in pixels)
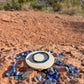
left=69, top=64, right=73, bottom=69
left=73, top=70, right=78, bottom=73
left=54, top=53, right=59, bottom=57
left=69, top=70, right=74, bottom=73
left=46, top=74, right=51, bottom=79
left=19, top=53, right=24, bottom=56
left=65, top=67, right=69, bottom=71
left=28, top=50, right=32, bottom=53
left=10, top=56, right=15, bottom=59
left=16, top=56, right=21, bottom=59
left=50, top=51, right=54, bottom=53
left=6, top=72, right=10, bottom=76
left=59, top=53, right=65, bottom=56
left=53, top=74, right=58, bottom=79
left=13, top=62, right=16, bottom=65
left=47, top=50, right=50, bottom=53
left=64, top=64, right=69, bottom=68
left=52, top=79, right=57, bottom=84
left=34, top=77, right=38, bottom=82
left=12, top=65, right=16, bottom=69
left=10, top=73, right=14, bottom=76
left=15, top=71, right=20, bottom=76
left=69, top=75, right=74, bottom=79
left=37, top=75, right=42, bottom=81
left=74, top=67, right=78, bottom=71
left=11, top=68, right=16, bottom=72
left=18, top=75, right=22, bottom=80
left=15, top=76, right=18, bottom=80
left=24, top=51, right=29, bottom=54
left=43, top=79, right=53, bottom=84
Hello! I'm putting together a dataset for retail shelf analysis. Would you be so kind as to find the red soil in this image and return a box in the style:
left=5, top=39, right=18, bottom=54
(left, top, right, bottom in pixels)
left=0, top=10, right=84, bottom=84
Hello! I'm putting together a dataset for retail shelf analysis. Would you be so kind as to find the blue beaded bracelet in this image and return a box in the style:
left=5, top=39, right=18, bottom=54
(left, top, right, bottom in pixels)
left=32, top=52, right=49, bottom=63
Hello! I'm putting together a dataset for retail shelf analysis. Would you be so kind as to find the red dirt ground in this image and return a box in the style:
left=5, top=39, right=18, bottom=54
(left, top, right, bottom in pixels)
left=0, top=10, right=84, bottom=84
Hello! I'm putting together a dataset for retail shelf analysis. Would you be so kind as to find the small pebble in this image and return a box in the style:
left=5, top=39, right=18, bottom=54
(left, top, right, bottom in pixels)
left=10, top=56, right=15, bottom=59
left=6, top=73, right=10, bottom=76
left=13, top=62, right=16, bottom=65
left=53, top=74, right=58, bottom=79
left=18, top=75, right=22, bottom=80
left=69, top=75, right=74, bottom=79
left=65, top=67, right=69, bottom=71
left=15, top=71, right=20, bottom=76
left=37, top=75, right=42, bottom=81
left=54, top=53, right=59, bottom=57
left=16, top=56, right=21, bottom=59
left=10, top=73, right=14, bottom=76
left=19, top=53, right=24, bottom=56
left=15, top=76, right=18, bottom=80
left=73, top=70, right=78, bottom=73
left=43, top=79, right=53, bottom=84
left=46, top=74, right=51, bottom=79
left=50, top=51, right=54, bottom=53
left=22, top=72, right=29, bottom=78
left=69, top=64, right=73, bottom=69
left=34, top=77, right=38, bottom=82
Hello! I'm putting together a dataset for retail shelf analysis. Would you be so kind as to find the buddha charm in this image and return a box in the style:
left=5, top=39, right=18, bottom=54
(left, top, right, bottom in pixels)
left=32, top=52, right=49, bottom=63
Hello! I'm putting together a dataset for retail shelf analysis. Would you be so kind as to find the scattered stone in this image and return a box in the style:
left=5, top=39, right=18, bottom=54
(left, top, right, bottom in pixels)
left=43, top=79, right=53, bottom=84
left=22, top=72, right=29, bottom=78
left=15, top=76, right=18, bottom=80
left=37, top=75, right=42, bottom=81
left=10, top=56, right=15, bottom=59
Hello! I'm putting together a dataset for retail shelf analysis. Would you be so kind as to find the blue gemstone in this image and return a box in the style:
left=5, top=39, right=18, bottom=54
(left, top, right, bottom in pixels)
left=53, top=66, right=57, bottom=70
left=43, top=79, right=53, bottom=84
left=19, top=53, right=24, bottom=56
left=23, top=51, right=28, bottom=55
left=12, top=65, right=16, bottom=69
left=37, top=75, right=42, bottom=81
left=54, top=70, right=58, bottom=75
left=34, top=77, right=38, bottom=82
left=64, top=64, right=69, bottom=68
left=22, top=72, right=29, bottom=78
left=52, top=79, right=57, bottom=84
left=53, top=74, right=58, bottom=79
left=19, top=72, right=23, bottom=76
left=70, top=73, right=74, bottom=76
left=69, top=75, right=74, bottom=79
left=69, top=70, right=74, bottom=73
left=74, top=67, right=78, bottom=71
left=59, top=53, right=65, bottom=56
left=18, top=75, right=22, bottom=80
left=11, top=67, right=16, bottom=72
left=46, top=74, right=51, bottom=79
left=73, top=70, right=78, bottom=73
left=65, top=67, right=69, bottom=71
left=54, top=53, right=59, bottom=57
left=43, top=74, right=46, bottom=78
left=10, top=56, right=15, bottom=59
left=50, top=51, right=54, bottom=53
left=15, top=76, right=18, bottom=80
left=13, top=62, right=16, bottom=65
left=47, top=50, right=50, bottom=52
left=28, top=50, right=32, bottom=53
left=15, top=71, right=20, bottom=76
left=6, top=73, right=10, bottom=76
left=10, top=73, right=14, bottom=76
left=16, top=56, right=21, bottom=59
left=69, top=64, right=73, bottom=69
left=23, top=54, right=27, bottom=57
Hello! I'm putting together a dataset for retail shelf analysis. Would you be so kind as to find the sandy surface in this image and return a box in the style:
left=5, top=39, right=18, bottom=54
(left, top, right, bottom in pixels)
left=0, top=10, right=84, bottom=84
